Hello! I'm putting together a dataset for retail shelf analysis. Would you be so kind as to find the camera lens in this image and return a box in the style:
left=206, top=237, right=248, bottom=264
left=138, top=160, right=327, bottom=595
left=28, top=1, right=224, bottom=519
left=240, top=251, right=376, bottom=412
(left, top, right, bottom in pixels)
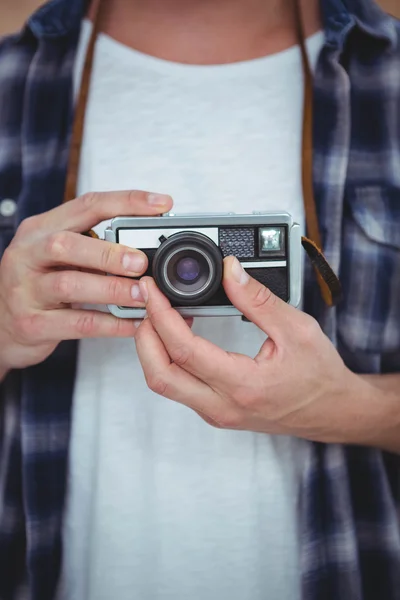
left=165, top=248, right=211, bottom=294
left=152, top=231, right=223, bottom=306
left=176, top=257, right=200, bottom=282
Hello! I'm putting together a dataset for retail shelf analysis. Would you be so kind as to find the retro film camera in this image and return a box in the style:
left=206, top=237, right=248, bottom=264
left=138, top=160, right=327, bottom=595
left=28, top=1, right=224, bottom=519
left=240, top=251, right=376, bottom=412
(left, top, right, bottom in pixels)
left=105, top=212, right=302, bottom=318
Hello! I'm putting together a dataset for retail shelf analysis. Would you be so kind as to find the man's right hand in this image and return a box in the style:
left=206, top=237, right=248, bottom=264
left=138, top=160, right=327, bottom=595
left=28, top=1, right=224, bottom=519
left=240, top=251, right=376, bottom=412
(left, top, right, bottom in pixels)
left=0, top=190, right=172, bottom=375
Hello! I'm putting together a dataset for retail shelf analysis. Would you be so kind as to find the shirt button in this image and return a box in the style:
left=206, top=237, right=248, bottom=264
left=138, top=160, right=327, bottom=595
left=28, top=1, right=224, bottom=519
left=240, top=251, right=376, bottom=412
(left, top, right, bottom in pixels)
left=0, top=199, right=17, bottom=218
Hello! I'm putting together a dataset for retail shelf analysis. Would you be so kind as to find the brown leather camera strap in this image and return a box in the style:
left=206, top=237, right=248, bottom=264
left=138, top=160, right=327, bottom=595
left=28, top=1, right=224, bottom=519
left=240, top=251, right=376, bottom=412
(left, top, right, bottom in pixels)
left=63, top=0, right=105, bottom=214
left=292, top=0, right=342, bottom=306
left=63, top=0, right=342, bottom=306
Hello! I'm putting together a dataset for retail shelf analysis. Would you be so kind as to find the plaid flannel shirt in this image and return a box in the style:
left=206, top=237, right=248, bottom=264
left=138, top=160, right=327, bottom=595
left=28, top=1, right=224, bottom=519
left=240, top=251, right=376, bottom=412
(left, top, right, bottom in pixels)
left=0, top=0, right=399, bottom=599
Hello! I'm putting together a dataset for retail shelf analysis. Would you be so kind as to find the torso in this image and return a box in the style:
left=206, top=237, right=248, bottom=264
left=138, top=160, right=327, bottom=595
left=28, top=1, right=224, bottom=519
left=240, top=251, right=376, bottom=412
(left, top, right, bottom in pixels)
left=58, top=21, right=324, bottom=600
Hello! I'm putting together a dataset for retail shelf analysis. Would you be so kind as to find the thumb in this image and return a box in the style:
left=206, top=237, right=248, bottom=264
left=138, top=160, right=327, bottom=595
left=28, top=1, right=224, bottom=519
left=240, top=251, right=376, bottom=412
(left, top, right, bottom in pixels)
left=222, top=256, right=298, bottom=342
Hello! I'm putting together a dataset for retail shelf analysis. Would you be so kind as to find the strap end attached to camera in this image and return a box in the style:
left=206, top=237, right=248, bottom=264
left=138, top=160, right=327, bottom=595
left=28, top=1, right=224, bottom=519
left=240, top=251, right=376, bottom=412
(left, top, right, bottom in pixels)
left=301, top=236, right=342, bottom=307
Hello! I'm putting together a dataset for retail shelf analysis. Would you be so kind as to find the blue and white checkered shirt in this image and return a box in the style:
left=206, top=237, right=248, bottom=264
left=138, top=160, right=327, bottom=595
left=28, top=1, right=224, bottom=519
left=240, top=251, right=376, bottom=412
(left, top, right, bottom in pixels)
left=0, top=0, right=399, bottom=598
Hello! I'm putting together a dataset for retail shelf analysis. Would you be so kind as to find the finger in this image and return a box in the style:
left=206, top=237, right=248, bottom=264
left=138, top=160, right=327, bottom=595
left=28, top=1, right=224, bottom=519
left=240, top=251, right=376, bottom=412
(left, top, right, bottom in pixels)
left=21, top=309, right=141, bottom=342
left=135, top=317, right=226, bottom=419
left=36, top=231, right=149, bottom=277
left=36, top=271, right=146, bottom=308
left=193, top=410, right=224, bottom=428
left=222, top=256, right=302, bottom=343
left=140, top=277, right=247, bottom=388
left=39, top=190, right=173, bottom=233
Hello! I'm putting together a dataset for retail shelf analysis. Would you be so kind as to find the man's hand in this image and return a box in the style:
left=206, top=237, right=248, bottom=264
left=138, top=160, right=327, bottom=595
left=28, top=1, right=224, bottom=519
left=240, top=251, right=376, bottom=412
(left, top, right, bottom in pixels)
left=135, top=256, right=399, bottom=449
left=0, top=190, right=172, bottom=374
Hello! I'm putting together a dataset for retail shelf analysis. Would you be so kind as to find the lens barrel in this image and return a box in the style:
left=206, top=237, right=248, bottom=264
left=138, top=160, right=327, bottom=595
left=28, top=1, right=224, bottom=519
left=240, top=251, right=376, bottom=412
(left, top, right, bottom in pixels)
left=152, top=231, right=223, bottom=305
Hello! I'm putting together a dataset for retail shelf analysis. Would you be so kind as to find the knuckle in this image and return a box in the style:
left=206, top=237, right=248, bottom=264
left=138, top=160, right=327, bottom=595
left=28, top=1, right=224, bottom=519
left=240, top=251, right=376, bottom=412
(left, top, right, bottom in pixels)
left=146, top=372, right=168, bottom=396
left=0, top=258, right=26, bottom=312
left=100, top=245, right=118, bottom=272
left=232, top=386, right=260, bottom=410
left=106, top=316, right=126, bottom=337
left=74, top=312, right=97, bottom=336
left=127, top=189, right=145, bottom=207
left=1, top=247, right=17, bottom=273
left=198, top=413, right=223, bottom=429
left=52, top=272, right=76, bottom=302
left=251, top=284, right=277, bottom=311
left=45, top=231, right=71, bottom=260
left=79, top=191, right=98, bottom=211
left=170, top=343, right=192, bottom=368
left=7, top=284, right=24, bottom=315
left=107, top=277, right=126, bottom=303
left=296, top=314, right=320, bottom=345
left=213, top=409, right=243, bottom=429
left=16, top=216, right=38, bottom=237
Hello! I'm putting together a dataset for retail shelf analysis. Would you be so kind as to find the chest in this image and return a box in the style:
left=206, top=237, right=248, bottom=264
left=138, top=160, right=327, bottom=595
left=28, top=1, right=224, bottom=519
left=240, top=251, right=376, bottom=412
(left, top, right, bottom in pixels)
left=75, top=32, right=308, bottom=232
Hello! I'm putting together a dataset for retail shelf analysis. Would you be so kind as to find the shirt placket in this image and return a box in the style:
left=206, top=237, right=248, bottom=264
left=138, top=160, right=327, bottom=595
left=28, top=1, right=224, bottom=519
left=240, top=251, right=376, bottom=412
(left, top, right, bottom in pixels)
left=310, top=18, right=354, bottom=345
left=301, top=16, right=365, bottom=600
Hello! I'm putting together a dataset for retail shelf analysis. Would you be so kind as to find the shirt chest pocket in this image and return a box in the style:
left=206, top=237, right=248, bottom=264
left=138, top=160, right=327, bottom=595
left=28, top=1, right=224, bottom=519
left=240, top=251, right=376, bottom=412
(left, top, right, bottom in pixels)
left=337, top=186, right=400, bottom=354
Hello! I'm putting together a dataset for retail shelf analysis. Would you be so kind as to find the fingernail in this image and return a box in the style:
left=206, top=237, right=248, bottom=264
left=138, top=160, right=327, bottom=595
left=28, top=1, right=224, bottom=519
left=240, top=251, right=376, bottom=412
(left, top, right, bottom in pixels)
left=231, top=257, right=250, bottom=285
left=139, top=280, right=149, bottom=303
left=123, top=253, right=146, bottom=273
left=131, top=283, right=145, bottom=302
left=133, top=320, right=141, bottom=329
left=147, top=193, right=172, bottom=207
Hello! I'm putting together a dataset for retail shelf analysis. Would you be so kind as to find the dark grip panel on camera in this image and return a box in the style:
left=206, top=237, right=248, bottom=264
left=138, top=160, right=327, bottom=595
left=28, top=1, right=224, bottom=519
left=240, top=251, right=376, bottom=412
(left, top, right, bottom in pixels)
left=244, top=267, right=288, bottom=302
left=204, top=267, right=288, bottom=306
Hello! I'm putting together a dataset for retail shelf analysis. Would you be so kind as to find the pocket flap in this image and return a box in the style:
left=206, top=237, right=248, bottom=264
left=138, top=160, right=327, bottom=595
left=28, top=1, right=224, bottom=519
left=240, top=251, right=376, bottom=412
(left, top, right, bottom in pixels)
left=349, top=186, right=400, bottom=249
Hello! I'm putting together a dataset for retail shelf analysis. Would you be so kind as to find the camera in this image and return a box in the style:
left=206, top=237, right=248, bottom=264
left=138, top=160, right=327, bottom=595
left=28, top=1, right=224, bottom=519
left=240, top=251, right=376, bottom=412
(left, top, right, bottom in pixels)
left=105, top=212, right=302, bottom=318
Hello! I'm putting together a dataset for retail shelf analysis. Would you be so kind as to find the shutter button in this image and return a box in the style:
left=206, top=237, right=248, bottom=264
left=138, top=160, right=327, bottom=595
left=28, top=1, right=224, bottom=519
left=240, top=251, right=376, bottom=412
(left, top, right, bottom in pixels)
left=0, top=199, right=17, bottom=218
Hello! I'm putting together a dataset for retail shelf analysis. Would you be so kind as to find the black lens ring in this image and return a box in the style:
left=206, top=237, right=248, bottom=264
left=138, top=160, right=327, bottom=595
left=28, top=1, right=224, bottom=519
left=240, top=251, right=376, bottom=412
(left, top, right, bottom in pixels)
left=152, top=231, right=223, bottom=306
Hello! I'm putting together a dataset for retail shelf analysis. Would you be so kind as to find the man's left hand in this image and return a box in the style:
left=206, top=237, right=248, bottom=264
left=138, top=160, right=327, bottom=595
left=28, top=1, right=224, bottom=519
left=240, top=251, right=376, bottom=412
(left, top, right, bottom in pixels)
left=134, top=256, right=377, bottom=444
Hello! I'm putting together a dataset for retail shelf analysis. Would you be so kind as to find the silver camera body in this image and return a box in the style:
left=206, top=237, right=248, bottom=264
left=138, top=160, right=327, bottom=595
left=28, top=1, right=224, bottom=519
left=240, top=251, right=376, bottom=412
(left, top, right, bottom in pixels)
left=105, top=212, right=302, bottom=318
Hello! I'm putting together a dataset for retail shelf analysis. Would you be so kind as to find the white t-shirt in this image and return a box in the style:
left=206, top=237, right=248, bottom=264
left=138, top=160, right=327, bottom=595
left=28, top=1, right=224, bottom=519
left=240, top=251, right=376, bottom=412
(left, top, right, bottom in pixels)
left=58, top=21, right=324, bottom=600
